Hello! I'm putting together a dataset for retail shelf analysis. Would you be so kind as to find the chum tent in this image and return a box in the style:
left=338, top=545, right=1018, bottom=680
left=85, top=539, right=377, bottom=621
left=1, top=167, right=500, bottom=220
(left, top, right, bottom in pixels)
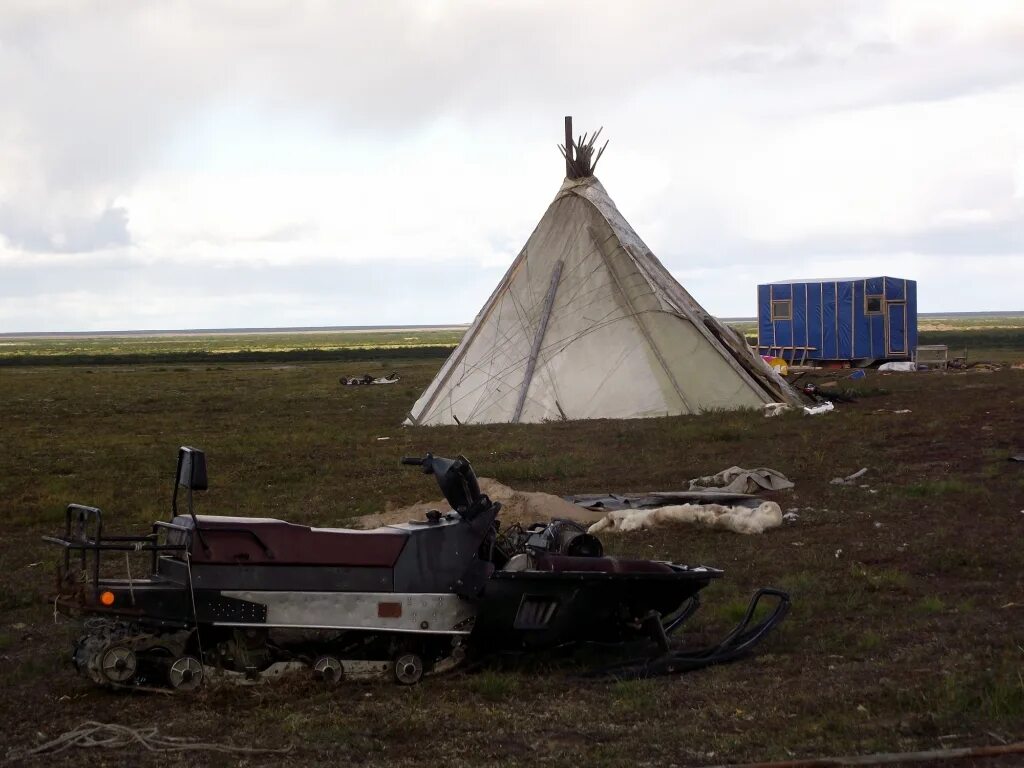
left=405, top=119, right=801, bottom=426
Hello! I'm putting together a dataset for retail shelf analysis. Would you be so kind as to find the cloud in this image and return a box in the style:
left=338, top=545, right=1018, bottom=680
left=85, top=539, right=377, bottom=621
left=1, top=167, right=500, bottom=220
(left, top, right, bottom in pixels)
left=0, top=204, right=130, bottom=253
left=0, top=1, right=1022, bottom=330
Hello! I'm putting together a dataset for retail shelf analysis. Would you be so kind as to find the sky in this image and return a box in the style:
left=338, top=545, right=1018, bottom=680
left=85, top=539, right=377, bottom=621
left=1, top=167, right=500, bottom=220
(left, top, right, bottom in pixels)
left=1, top=1, right=1022, bottom=332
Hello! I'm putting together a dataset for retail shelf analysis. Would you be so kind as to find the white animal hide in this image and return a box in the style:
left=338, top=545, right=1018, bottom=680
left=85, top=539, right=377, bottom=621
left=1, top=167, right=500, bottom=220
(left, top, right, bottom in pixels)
left=587, top=501, right=783, bottom=536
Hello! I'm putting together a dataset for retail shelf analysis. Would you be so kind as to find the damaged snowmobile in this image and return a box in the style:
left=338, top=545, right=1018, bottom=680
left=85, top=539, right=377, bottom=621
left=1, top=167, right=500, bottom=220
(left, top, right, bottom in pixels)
left=44, top=448, right=789, bottom=690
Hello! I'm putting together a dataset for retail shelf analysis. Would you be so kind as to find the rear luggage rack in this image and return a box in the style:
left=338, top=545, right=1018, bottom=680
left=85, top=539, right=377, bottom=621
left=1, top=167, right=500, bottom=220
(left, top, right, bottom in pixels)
left=42, top=504, right=190, bottom=600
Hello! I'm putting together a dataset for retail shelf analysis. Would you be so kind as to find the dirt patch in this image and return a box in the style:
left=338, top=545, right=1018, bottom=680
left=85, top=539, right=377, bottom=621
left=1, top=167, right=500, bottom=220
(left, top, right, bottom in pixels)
left=353, top=477, right=603, bottom=528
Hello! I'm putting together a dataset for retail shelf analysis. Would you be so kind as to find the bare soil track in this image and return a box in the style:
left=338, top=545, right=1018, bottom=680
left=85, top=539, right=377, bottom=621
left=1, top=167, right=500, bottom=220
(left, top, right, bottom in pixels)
left=0, top=358, right=1021, bottom=767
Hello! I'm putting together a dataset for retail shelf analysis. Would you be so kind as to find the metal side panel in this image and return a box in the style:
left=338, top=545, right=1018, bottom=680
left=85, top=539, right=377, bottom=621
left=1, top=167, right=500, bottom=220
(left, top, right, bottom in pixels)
left=219, top=591, right=477, bottom=634
left=157, top=557, right=393, bottom=592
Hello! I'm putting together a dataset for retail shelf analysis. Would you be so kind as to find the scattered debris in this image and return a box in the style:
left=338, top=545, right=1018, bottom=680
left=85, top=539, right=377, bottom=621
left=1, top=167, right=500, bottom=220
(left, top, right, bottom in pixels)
left=1010, top=454, right=1024, bottom=462
left=762, top=356, right=789, bottom=375
left=834, top=548, right=843, bottom=558
left=688, top=466, right=794, bottom=494
left=830, top=468, right=868, bottom=485
left=4, top=721, right=293, bottom=762
left=847, top=369, right=867, bottom=380
left=583, top=467, right=795, bottom=534
left=878, top=361, right=917, bottom=372
left=893, top=409, right=912, bottom=414
left=782, top=511, right=800, bottom=522
left=689, top=740, right=1024, bottom=768
left=803, top=383, right=856, bottom=404
left=340, top=372, right=401, bottom=386
left=803, top=401, right=835, bottom=416
left=763, top=402, right=791, bottom=418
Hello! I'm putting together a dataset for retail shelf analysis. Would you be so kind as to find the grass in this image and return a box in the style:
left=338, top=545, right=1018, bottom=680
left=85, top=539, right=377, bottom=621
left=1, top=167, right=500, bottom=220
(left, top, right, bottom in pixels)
left=849, top=564, right=910, bottom=592
left=5, top=319, right=1023, bottom=366
left=933, top=655, right=1024, bottom=723
left=914, top=596, right=946, bottom=615
left=0, top=330, right=1022, bottom=766
left=465, top=670, right=517, bottom=702
left=0, top=328, right=465, bottom=358
left=898, top=479, right=972, bottom=497
left=609, top=679, right=658, bottom=712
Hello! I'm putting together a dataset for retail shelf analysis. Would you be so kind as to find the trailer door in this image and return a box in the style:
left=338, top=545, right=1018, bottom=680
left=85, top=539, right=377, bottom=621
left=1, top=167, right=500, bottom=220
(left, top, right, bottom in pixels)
left=886, top=302, right=907, bottom=355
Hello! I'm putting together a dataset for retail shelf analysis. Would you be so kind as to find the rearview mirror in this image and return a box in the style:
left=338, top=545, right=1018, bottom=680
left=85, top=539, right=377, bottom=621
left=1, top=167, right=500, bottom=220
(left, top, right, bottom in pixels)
left=176, top=446, right=208, bottom=491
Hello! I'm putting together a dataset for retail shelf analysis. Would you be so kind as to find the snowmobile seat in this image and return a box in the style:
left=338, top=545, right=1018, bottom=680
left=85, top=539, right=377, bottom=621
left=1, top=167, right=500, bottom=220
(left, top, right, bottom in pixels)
left=171, top=515, right=409, bottom=567
left=533, top=553, right=676, bottom=574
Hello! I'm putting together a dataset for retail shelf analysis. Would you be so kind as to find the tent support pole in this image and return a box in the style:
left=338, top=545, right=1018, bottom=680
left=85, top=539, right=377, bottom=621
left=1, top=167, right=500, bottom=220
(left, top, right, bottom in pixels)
left=512, top=259, right=563, bottom=423
left=564, top=116, right=574, bottom=178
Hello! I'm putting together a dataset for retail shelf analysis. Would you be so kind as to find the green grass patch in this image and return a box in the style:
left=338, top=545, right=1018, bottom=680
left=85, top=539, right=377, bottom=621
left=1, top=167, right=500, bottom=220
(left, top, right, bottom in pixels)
left=898, top=479, right=972, bottom=497
left=609, top=679, right=658, bottom=712
left=855, top=629, right=883, bottom=654
left=466, top=670, right=517, bottom=702
left=850, top=564, right=911, bottom=592
left=914, top=596, right=946, bottom=615
left=934, top=657, right=1024, bottom=723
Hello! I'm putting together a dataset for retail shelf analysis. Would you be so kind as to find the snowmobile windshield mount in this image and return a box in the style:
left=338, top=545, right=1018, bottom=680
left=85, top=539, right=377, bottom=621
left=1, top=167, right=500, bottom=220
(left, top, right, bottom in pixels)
left=401, top=453, right=489, bottom=520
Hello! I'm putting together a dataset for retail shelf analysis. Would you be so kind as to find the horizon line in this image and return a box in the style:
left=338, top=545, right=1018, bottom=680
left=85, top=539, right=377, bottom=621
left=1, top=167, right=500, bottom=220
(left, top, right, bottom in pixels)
left=2, top=311, right=1023, bottom=338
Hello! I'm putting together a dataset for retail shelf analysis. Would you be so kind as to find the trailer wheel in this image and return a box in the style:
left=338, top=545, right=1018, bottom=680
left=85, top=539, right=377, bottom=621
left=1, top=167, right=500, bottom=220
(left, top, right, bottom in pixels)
left=168, top=655, right=203, bottom=691
left=393, top=653, right=424, bottom=685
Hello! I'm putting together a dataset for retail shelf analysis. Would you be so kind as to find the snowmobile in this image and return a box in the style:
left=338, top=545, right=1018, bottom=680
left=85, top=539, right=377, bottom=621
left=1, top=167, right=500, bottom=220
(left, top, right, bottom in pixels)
left=43, top=448, right=789, bottom=690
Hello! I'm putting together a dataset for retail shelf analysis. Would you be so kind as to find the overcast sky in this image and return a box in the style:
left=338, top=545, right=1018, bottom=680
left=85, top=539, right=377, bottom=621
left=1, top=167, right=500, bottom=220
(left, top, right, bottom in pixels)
left=1, top=1, right=1022, bottom=332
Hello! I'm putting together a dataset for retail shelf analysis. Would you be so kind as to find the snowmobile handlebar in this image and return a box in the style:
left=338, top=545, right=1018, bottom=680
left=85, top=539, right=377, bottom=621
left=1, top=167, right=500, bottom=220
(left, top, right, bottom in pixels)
left=400, top=453, right=490, bottom=520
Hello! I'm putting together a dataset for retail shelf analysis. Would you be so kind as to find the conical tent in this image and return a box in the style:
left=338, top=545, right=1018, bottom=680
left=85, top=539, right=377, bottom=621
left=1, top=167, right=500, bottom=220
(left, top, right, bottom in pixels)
left=405, top=127, right=800, bottom=426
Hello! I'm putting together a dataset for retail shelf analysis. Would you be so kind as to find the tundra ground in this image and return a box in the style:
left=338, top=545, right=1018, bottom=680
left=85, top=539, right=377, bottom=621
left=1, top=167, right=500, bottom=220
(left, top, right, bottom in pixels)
left=1, top=337, right=1022, bottom=766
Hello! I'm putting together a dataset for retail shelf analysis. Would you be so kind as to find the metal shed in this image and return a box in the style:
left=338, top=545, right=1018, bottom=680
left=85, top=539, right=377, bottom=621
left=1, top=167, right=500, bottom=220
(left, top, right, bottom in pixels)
left=757, top=276, right=917, bottom=364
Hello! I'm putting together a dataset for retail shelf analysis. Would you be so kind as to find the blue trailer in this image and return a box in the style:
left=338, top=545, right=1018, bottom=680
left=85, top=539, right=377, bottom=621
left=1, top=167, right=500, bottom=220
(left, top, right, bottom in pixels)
left=757, top=276, right=917, bottom=364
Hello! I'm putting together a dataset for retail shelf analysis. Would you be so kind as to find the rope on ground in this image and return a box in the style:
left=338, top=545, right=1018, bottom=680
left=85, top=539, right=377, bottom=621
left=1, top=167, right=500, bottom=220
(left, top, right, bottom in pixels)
left=5, top=721, right=293, bottom=763
left=696, top=740, right=1024, bottom=768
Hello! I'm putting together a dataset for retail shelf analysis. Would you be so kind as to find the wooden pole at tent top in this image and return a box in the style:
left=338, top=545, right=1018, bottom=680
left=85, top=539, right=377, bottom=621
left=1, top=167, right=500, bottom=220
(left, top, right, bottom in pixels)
left=564, top=116, right=574, bottom=178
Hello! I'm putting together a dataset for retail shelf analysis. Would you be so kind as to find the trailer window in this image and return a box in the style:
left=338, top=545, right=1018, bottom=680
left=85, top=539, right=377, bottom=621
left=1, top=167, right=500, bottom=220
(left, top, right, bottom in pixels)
left=865, top=296, right=883, bottom=314
left=771, top=300, right=792, bottom=321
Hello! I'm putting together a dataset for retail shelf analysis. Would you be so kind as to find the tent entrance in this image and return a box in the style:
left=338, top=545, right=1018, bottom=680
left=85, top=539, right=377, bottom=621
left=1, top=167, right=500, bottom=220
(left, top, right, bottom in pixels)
left=886, top=302, right=907, bottom=355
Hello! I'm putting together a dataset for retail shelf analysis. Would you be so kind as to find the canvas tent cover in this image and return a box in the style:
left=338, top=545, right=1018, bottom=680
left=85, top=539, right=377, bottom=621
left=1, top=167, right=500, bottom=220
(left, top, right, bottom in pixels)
left=406, top=176, right=798, bottom=426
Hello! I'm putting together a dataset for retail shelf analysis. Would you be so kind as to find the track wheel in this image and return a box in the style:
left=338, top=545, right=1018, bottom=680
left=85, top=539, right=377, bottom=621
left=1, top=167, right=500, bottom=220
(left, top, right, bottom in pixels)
left=100, top=646, right=137, bottom=684
left=168, top=655, right=204, bottom=691
left=313, top=655, right=344, bottom=685
left=393, top=653, right=424, bottom=685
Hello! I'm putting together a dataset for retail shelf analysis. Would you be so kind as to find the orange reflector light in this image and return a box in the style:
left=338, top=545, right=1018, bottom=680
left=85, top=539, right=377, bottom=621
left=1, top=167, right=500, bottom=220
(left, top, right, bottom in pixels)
left=100, top=590, right=115, bottom=606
